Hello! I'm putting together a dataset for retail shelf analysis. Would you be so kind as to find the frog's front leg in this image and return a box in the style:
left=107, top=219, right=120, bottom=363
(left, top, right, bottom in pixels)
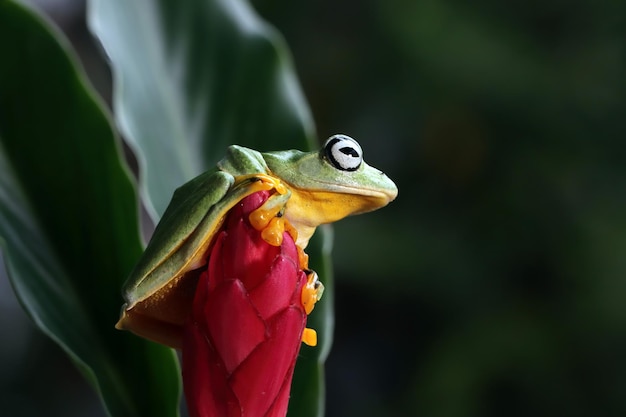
left=248, top=183, right=292, bottom=246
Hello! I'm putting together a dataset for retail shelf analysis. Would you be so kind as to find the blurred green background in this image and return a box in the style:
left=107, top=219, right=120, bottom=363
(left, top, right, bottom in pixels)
left=2, top=0, right=625, bottom=416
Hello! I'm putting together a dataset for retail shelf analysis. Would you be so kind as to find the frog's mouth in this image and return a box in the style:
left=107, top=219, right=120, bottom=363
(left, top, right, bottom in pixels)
left=314, top=181, right=398, bottom=204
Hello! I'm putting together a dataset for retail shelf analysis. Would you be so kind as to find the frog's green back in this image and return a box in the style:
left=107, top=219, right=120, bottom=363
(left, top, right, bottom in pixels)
left=122, top=145, right=270, bottom=305
left=122, top=168, right=233, bottom=304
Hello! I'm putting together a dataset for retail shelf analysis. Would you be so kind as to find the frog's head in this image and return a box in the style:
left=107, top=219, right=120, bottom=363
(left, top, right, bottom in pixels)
left=263, top=134, right=398, bottom=244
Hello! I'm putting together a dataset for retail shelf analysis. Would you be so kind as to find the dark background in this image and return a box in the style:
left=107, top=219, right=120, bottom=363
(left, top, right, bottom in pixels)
left=1, top=0, right=626, bottom=416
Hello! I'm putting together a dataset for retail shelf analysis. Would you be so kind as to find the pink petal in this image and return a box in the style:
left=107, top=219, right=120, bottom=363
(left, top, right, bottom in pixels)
left=182, top=321, right=241, bottom=417
left=238, top=190, right=269, bottom=215
left=248, top=254, right=300, bottom=321
left=230, top=306, right=305, bottom=417
left=223, top=215, right=280, bottom=290
left=206, top=231, right=226, bottom=292
left=204, top=279, right=267, bottom=374
left=191, top=270, right=210, bottom=321
left=278, top=230, right=299, bottom=264
left=265, top=376, right=294, bottom=417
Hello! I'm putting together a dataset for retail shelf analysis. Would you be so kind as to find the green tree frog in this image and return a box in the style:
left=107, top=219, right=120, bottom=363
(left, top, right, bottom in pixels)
left=116, top=134, right=398, bottom=347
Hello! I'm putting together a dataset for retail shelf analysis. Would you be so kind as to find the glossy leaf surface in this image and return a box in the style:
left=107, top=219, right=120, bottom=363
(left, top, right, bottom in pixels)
left=88, top=0, right=317, bottom=218
left=0, top=2, right=180, bottom=416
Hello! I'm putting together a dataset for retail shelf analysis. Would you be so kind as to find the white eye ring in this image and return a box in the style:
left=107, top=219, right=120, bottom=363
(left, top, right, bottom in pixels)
left=324, top=134, right=363, bottom=172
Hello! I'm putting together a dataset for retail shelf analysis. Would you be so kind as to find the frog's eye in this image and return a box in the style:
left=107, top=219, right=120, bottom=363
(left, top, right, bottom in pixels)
left=324, top=134, right=363, bottom=172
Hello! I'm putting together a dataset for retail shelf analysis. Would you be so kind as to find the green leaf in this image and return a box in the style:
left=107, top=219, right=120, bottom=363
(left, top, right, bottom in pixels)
left=0, top=2, right=180, bottom=416
left=88, top=0, right=331, bottom=415
left=88, top=0, right=317, bottom=219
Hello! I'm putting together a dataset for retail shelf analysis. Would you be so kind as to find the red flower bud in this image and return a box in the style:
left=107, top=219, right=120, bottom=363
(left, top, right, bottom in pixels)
left=182, top=190, right=318, bottom=417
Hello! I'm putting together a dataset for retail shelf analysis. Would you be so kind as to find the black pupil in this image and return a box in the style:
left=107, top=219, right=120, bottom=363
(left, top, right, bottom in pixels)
left=339, top=146, right=359, bottom=158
